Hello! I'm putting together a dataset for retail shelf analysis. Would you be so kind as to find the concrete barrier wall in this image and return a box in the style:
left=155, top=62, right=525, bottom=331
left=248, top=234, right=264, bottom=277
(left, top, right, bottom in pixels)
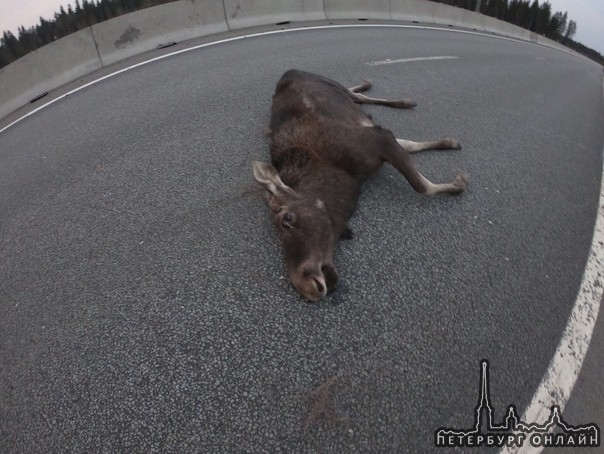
left=460, top=8, right=487, bottom=31
left=324, top=0, right=391, bottom=20
left=433, top=1, right=467, bottom=28
left=92, top=0, right=228, bottom=67
left=0, top=0, right=581, bottom=122
left=390, top=0, right=435, bottom=23
left=223, top=0, right=325, bottom=29
left=0, top=27, right=101, bottom=120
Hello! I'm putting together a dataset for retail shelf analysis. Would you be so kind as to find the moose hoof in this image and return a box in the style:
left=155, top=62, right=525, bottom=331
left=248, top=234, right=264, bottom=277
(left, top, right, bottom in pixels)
left=453, top=173, right=470, bottom=193
left=397, top=99, right=417, bottom=109
left=446, top=139, right=462, bottom=150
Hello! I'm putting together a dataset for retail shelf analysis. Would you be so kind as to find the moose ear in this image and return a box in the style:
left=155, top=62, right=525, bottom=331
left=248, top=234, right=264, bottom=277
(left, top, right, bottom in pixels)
left=252, top=161, right=296, bottom=198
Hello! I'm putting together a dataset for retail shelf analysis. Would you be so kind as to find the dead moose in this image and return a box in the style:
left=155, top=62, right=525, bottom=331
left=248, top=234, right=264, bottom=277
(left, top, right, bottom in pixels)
left=253, top=69, right=468, bottom=302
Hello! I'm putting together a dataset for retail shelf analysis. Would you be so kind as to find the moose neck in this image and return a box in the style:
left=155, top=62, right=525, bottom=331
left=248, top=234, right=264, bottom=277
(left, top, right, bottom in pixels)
left=279, top=155, right=361, bottom=231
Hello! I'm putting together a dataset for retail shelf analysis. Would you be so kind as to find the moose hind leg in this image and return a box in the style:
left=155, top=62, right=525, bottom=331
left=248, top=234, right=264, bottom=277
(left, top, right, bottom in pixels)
left=396, top=138, right=462, bottom=153
left=348, top=80, right=372, bottom=93
left=351, top=92, right=417, bottom=109
left=384, top=139, right=468, bottom=195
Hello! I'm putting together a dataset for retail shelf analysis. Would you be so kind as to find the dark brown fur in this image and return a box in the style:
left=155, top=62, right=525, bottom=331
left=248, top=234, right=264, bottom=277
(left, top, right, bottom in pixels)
left=253, top=69, right=468, bottom=301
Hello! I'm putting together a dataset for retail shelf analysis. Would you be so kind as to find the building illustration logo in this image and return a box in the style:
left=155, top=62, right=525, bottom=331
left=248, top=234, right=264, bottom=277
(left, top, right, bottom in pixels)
left=435, top=360, right=600, bottom=448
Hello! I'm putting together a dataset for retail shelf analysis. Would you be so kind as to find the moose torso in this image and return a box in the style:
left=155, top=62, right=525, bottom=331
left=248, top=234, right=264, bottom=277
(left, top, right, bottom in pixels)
left=253, top=69, right=468, bottom=301
left=269, top=69, right=389, bottom=181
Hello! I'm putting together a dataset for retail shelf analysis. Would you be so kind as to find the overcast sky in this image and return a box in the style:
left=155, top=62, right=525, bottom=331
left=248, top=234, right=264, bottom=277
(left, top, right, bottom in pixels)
left=1, top=0, right=603, bottom=55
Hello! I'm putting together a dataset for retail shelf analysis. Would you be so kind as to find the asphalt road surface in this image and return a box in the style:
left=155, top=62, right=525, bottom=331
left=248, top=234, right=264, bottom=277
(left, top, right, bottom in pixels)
left=1, top=25, right=603, bottom=452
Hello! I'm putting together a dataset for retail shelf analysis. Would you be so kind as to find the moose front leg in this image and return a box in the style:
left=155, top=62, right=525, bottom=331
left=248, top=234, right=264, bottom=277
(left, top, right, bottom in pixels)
left=382, top=136, right=468, bottom=195
left=346, top=82, right=417, bottom=109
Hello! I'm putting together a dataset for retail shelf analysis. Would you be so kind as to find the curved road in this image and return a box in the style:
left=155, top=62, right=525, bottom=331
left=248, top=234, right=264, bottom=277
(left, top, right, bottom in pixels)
left=1, top=25, right=603, bottom=452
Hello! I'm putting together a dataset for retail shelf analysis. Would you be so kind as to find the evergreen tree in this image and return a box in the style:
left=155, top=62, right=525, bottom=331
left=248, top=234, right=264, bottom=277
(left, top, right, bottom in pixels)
left=528, top=0, right=539, bottom=32
left=2, top=31, right=21, bottom=59
left=552, top=11, right=568, bottom=38
left=564, top=20, right=577, bottom=42
left=535, top=1, right=551, bottom=35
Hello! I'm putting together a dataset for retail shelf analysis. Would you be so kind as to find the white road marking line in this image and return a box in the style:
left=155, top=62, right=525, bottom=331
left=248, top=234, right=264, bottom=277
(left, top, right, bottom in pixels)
left=500, top=152, right=604, bottom=453
left=366, top=55, right=458, bottom=66
left=0, top=23, right=582, bottom=135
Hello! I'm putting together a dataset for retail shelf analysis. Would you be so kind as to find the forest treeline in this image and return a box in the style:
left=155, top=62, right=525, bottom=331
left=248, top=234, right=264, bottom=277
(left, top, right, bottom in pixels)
left=1, top=0, right=603, bottom=69
left=430, top=0, right=604, bottom=64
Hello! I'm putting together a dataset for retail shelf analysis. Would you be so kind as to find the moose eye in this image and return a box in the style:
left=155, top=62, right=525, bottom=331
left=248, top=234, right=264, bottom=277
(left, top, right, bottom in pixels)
left=281, top=212, right=295, bottom=229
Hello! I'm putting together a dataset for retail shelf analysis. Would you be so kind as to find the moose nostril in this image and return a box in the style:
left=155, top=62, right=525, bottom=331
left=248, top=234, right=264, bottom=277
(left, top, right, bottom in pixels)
left=321, top=265, right=339, bottom=290
left=313, top=278, right=325, bottom=294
